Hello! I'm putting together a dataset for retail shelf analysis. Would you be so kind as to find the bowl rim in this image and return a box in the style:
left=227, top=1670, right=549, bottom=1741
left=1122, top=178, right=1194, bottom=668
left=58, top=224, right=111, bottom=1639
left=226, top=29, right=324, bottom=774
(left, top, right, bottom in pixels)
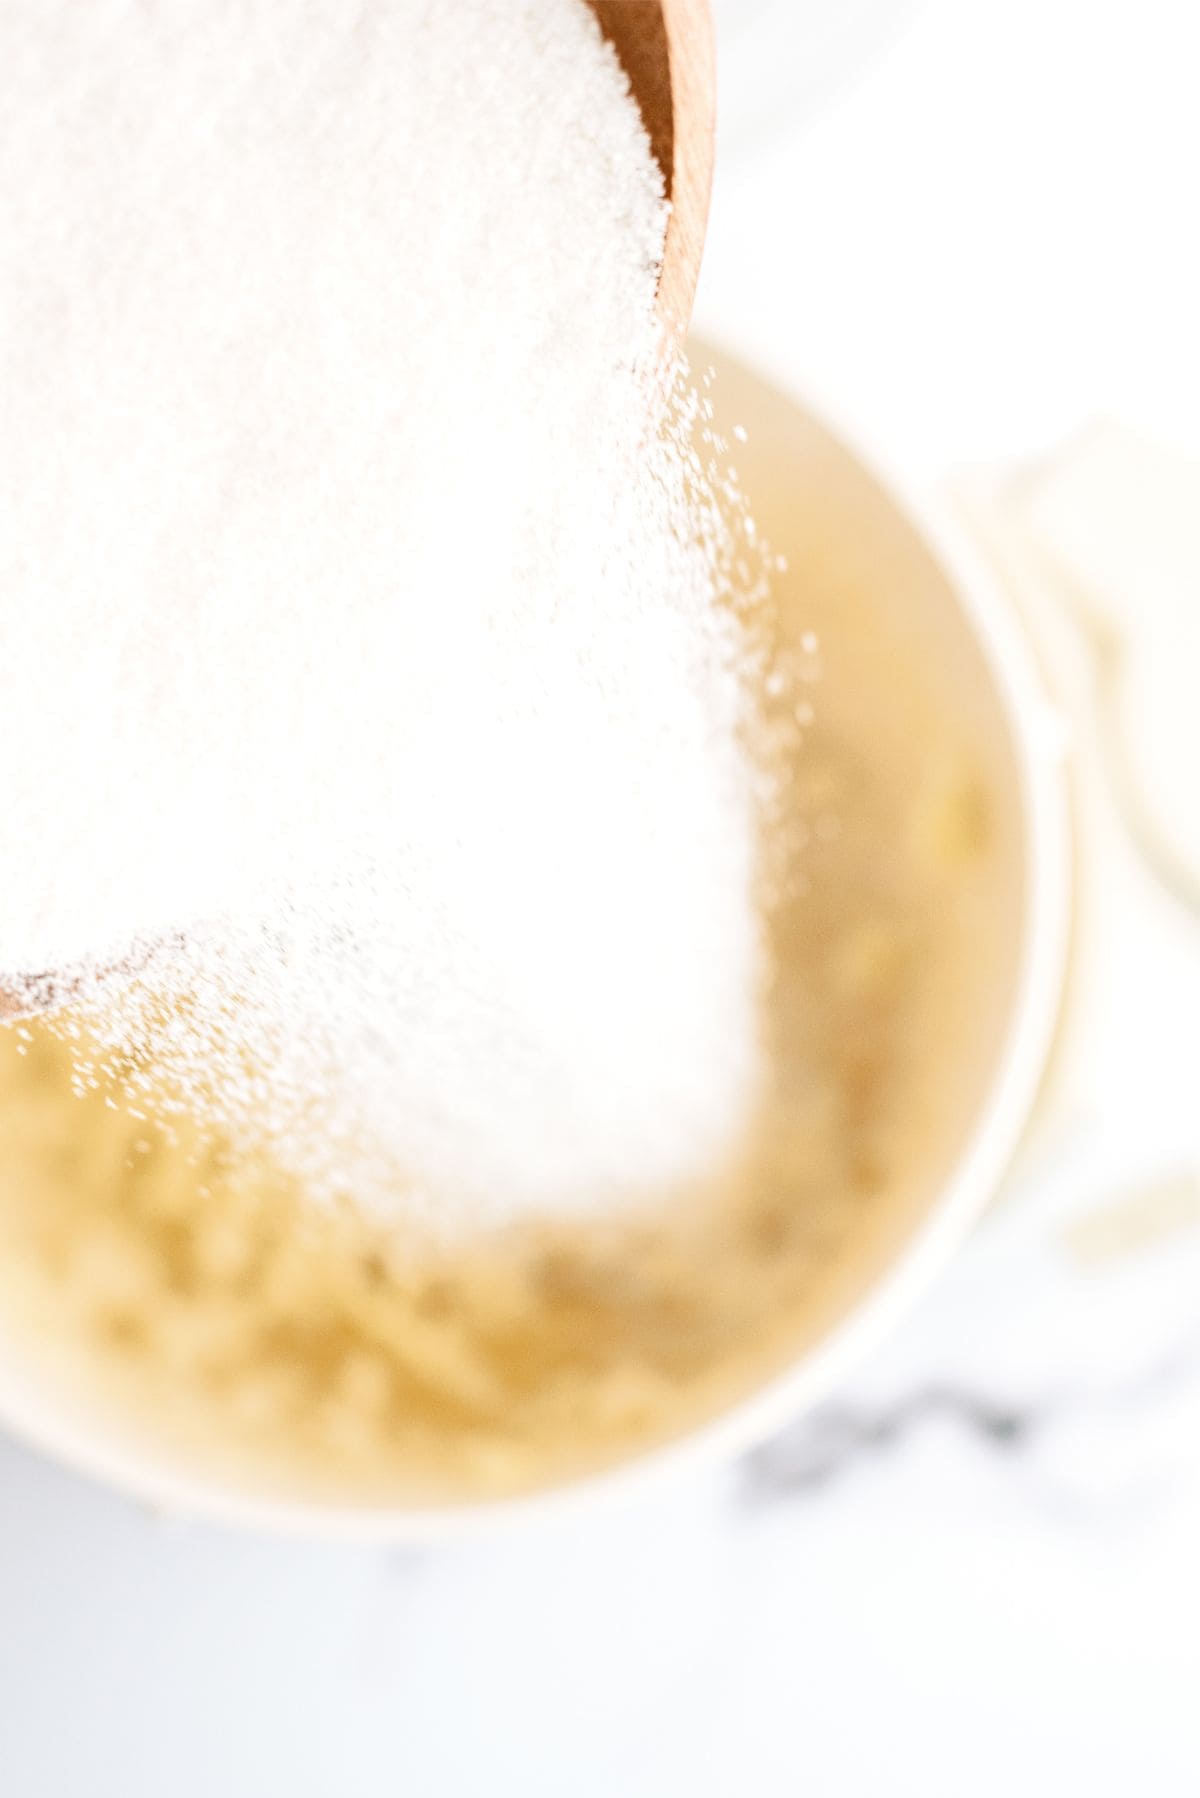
left=0, top=381, right=1073, bottom=1540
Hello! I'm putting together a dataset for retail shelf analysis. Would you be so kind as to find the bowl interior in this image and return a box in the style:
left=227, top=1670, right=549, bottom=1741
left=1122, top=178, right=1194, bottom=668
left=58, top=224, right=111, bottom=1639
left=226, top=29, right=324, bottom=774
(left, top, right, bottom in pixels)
left=0, top=351, right=1067, bottom=1533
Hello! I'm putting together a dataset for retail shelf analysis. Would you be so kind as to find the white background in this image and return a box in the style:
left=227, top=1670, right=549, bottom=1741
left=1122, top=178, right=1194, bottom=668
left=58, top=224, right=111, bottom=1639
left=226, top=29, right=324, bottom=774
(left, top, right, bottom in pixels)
left=701, top=0, right=1200, bottom=474
left=4, top=4, right=1200, bottom=1793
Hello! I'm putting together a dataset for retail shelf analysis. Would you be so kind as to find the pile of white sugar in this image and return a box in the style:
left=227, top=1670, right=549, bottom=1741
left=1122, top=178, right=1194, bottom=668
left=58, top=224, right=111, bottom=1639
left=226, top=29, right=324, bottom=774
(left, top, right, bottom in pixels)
left=0, top=0, right=772, bottom=1230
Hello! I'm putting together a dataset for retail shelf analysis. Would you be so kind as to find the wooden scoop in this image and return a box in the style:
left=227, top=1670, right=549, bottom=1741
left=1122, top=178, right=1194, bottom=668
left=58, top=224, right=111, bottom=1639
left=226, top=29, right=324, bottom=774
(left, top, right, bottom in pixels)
left=587, top=0, right=716, bottom=331
left=0, top=1, right=717, bottom=1029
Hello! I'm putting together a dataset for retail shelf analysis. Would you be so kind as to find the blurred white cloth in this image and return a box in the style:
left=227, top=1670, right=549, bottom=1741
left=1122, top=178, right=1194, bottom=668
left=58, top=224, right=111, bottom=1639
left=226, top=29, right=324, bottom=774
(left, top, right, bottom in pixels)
left=959, top=422, right=1200, bottom=1144
left=1017, top=425, right=1200, bottom=901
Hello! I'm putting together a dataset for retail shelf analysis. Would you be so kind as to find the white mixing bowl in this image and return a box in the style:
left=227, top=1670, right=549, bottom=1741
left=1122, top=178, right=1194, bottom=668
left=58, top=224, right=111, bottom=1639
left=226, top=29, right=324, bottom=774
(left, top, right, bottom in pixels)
left=0, top=354, right=1071, bottom=1537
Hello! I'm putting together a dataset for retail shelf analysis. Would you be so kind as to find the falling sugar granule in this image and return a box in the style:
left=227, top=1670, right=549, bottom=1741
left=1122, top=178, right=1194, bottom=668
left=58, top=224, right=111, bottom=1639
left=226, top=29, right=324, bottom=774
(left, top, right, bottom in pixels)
left=0, top=0, right=776, bottom=1230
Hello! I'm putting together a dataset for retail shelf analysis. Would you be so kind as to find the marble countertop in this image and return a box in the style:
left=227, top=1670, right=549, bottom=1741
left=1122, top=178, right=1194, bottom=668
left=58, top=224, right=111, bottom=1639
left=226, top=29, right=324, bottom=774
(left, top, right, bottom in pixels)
left=4, top=2, right=1200, bottom=1791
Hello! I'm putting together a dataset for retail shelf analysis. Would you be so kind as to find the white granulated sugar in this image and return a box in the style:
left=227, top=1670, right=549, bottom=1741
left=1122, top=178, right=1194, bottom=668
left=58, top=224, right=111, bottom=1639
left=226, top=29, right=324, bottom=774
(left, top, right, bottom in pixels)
left=0, top=0, right=771, bottom=1228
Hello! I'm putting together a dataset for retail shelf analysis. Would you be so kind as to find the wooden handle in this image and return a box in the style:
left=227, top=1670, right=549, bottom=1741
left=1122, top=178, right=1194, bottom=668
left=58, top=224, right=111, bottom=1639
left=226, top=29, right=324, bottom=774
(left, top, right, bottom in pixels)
left=587, top=0, right=716, bottom=334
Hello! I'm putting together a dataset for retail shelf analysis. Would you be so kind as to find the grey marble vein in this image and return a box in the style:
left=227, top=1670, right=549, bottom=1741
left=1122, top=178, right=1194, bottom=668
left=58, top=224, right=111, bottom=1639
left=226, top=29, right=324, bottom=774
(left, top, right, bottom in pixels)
left=740, top=1323, right=1200, bottom=1505
left=740, top=1385, right=1037, bottom=1500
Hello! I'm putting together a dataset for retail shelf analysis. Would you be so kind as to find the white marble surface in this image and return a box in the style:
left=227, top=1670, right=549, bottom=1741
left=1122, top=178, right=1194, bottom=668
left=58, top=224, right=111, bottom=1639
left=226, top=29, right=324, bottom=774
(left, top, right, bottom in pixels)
left=5, top=2, right=1200, bottom=1791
